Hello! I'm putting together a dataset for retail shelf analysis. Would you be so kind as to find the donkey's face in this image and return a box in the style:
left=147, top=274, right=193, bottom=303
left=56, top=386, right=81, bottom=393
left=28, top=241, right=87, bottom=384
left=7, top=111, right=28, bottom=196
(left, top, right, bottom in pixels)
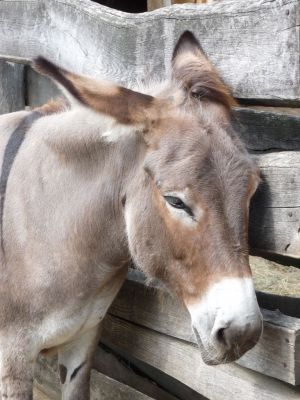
left=34, top=31, right=262, bottom=365
left=124, top=32, right=262, bottom=364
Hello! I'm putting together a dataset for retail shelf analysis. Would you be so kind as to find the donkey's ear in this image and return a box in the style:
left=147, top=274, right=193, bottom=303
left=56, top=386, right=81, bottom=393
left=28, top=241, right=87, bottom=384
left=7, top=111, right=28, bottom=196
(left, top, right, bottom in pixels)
left=172, top=31, right=206, bottom=65
left=172, top=31, right=236, bottom=109
left=33, top=57, right=163, bottom=126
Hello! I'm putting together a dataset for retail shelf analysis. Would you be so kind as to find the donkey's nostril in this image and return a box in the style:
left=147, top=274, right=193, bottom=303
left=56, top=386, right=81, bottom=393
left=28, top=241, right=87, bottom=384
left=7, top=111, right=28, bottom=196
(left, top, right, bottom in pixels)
left=216, top=327, right=226, bottom=345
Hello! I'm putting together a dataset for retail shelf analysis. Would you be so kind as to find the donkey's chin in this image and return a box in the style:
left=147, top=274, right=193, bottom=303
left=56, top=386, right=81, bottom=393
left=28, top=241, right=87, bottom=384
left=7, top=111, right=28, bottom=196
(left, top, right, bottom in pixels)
left=193, top=328, right=244, bottom=366
left=196, top=341, right=238, bottom=366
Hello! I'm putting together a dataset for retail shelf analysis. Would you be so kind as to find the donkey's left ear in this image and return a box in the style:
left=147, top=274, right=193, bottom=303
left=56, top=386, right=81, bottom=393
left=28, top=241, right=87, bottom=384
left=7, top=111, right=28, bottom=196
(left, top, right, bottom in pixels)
left=33, top=57, right=164, bottom=127
left=172, top=31, right=236, bottom=109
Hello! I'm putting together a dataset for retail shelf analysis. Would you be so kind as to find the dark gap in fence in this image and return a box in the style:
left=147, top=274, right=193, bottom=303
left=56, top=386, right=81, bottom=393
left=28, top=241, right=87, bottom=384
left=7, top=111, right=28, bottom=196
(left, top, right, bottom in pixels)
left=92, top=0, right=147, bottom=13
left=251, top=248, right=300, bottom=269
left=96, top=343, right=182, bottom=400
left=237, top=98, right=300, bottom=108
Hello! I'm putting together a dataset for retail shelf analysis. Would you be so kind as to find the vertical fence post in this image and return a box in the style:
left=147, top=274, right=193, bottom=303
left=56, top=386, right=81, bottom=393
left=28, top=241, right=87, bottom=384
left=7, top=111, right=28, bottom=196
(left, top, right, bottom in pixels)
left=0, top=60, right=25, bottom=115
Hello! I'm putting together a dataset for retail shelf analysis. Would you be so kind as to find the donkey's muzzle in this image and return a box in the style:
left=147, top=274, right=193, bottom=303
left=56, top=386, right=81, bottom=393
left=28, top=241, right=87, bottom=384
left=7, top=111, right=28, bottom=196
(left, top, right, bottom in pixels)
left=187, top=276, right=263, bottom=365
left=211, top=314, right=262, bottom=359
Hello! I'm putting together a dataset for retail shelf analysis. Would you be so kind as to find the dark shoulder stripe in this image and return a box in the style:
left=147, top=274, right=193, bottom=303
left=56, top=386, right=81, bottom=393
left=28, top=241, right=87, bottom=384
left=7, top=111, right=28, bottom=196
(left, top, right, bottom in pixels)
left=0, top=111, right=41, bottom=253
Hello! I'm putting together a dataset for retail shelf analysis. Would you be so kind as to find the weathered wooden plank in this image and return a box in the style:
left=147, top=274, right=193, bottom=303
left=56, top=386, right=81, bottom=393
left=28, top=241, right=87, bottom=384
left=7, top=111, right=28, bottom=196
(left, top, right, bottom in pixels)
left=102, top=315, right=300, bottom=400
left=108, top=271, right=300, bottom=385
left=35, top=354, right=155, bottom=400
left=0, top=60, right=24, bottom=114
left=234, top=107, right=300, bottom=151
left=250, top=152, right=300, bottom=258
left=1, top=0, right=300, bottom=102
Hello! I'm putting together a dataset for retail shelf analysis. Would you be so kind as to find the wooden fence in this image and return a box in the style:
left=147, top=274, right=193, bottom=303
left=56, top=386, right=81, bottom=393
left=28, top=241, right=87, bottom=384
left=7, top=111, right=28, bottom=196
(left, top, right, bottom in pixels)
left=0, top=0, right=299, bottom=399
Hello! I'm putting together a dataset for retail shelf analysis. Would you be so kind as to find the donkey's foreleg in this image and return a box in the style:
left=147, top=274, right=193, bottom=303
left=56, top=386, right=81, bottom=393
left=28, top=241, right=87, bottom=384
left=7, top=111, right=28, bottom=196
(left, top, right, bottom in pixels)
left=58, top=325, right=101, bottom=400
left=0, top=349, right=35, bottom=400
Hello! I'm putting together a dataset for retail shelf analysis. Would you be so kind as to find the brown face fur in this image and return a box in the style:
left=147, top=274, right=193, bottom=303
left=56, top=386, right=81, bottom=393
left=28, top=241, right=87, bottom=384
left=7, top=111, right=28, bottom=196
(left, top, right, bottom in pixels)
left=126, top=108, right=259, bottom=304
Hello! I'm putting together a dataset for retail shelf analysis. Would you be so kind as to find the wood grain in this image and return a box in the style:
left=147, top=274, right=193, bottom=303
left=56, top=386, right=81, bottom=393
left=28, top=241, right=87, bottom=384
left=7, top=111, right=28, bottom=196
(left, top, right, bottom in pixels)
left=102, top=315, right=300, bottom=400
left=250, top=151, right=300, bottom=258
left=234, top=107, right=300, bottom=151
left=0, top=60, right=25, bottom=114
left=1, top=0, right=300, bottom=102
left=108, top=271, right=300, bottom=385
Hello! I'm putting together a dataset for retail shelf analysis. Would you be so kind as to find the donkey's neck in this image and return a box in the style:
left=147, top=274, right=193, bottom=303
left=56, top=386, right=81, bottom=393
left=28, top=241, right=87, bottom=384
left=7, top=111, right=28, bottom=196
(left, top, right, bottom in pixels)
left=44, top=112, right=147, bottom=268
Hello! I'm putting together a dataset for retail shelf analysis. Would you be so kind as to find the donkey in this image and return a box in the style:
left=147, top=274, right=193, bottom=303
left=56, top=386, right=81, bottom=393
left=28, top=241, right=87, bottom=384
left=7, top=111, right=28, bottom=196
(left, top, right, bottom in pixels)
left=0, top=31, right=262, bottom=399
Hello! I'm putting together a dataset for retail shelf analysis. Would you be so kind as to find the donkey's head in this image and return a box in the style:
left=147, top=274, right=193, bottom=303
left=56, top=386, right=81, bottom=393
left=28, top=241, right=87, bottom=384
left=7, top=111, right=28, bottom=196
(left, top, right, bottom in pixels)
left=34, top=31, right=262, bottom=365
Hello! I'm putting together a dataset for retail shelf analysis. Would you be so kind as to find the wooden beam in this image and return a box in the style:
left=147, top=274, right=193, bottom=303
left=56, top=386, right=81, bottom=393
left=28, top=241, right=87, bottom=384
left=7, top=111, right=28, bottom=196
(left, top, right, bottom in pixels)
left=234, top=107, right=300, bottom=152
left=102, top=315, right=300, bottom=400
left=250, top=151, right=300, bottom=258
left=108, top=272, right=300, bottom=385
left=0, top=60, right=25, bottom=115
left=1, top=0, right=300, bottom=102
left=0, top=54, right=31, bottom=65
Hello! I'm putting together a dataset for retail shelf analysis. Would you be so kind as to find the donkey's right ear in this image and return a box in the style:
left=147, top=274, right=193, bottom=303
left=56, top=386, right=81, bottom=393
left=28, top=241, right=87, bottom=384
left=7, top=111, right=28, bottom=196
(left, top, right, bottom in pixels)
left=172, top=31, right=236, bottom=109
left=172, top=31, right=212, bottom=76
left=32, top=57, right=164, bottom=127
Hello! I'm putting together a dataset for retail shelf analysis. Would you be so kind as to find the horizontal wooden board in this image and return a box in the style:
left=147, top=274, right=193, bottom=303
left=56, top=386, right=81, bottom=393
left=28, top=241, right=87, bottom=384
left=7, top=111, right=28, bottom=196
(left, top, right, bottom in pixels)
left=1, top=0, right=300, bottom=102
left=250, top=151, right=300, bottom=258
left=234, top=107, right=300, bottom=151
left=102, top=315, right=300, bottom=400
left=108, top=271, right=300, bottom=385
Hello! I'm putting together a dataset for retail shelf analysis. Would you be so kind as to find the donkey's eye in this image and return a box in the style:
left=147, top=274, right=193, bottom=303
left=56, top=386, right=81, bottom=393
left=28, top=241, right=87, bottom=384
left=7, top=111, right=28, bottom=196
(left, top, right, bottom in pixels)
left=164, top=196, right=193, bottom=216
